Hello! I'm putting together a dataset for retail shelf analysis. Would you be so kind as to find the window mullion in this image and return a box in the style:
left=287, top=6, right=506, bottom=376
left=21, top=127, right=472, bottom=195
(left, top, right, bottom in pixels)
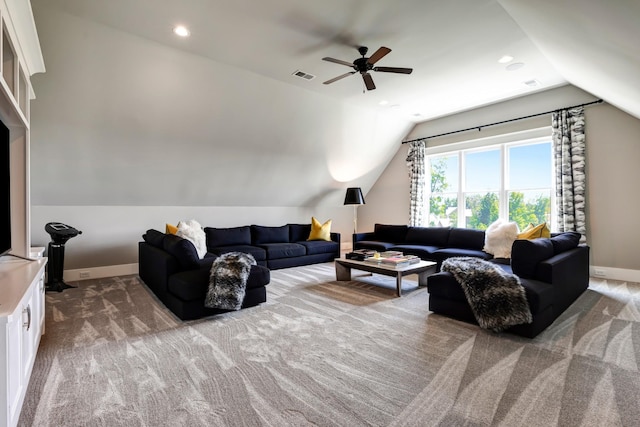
left=458, top=152, right=465, bottom=228
left=501, top=144, right=508, bottom=220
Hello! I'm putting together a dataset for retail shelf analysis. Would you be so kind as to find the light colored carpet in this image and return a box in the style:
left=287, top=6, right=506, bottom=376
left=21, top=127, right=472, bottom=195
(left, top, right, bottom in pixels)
left=18, top=263, right=640, bottom=426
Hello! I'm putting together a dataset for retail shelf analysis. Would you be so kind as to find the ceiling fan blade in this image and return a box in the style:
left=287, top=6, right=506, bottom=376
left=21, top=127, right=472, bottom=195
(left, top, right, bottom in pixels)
left=373, top=66, right=413, bottom=74
left=322, top=57, right=354, bottom=67
left=323, top=71, right=356, bottom=85
left=367, top=46, right=391, bottom=65
left=362, top=73, right=376, bottom=90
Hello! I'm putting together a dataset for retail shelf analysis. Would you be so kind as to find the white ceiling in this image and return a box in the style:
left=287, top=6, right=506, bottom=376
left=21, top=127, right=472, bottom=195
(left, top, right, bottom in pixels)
left=30, top=0, right=640, bottom=122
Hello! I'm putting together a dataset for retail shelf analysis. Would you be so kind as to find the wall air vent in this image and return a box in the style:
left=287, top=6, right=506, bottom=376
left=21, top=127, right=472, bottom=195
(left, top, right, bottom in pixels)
left=292, top=70, right=316, bottom=81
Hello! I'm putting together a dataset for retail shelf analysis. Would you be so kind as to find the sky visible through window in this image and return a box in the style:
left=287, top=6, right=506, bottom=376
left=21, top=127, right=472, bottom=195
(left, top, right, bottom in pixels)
left=435, top=142, right=551, bottom=194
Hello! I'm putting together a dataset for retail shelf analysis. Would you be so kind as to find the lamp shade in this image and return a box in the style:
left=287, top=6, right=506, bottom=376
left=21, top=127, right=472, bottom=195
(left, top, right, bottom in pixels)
left=344, top=187, right=365, bottom=205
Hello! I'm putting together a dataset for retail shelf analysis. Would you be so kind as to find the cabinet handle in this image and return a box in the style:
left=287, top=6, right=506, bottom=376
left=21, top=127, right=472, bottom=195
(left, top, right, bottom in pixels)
left=23, top=304, right=32, bottom=331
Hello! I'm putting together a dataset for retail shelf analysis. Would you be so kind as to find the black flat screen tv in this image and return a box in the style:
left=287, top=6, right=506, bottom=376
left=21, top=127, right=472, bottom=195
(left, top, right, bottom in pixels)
left=0, top=119, right=10, bottom=257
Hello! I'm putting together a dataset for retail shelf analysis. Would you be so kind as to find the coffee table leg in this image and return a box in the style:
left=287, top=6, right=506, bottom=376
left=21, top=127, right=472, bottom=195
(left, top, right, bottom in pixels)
left=418, top=272, right=428, bottom=287
left=335, top=262, right=352, bottom=281
left=396, top=273, right=402, bottom=297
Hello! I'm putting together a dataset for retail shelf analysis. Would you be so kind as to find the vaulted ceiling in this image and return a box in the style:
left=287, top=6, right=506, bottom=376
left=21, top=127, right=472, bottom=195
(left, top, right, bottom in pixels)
left=31, top=0, right=640, bottom=121
left=28, top=0, right=639, bottom=209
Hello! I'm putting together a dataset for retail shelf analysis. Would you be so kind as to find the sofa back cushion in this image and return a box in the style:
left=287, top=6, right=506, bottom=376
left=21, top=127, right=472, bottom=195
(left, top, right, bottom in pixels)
left=163, top=234, right=200, bottom=270
left=288, top=223, right=312, bottom=242
left=205, top=226, right=252, bottom=249
left=511, top=238, right=554, bottom=279
left=252, top=225, right=290, bottom=245
left=374, top=224, right=409, bottom=243
left=550, top=232, right=581, bottom=254
left=143, top=229, right=165, bottom=248
left=447, top=228, right=485, bottom=250
left=405, top=227, right=450, bottom=246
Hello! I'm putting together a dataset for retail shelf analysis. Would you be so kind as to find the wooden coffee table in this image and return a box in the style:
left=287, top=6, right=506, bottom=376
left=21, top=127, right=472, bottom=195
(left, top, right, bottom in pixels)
left=334, top=258, right=437, bottom=297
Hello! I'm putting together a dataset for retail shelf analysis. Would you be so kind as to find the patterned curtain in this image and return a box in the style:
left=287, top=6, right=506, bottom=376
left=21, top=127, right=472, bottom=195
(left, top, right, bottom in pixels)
left=406, top=139, right=427, bottom=226
left=552, top=107, right=587, bottom=242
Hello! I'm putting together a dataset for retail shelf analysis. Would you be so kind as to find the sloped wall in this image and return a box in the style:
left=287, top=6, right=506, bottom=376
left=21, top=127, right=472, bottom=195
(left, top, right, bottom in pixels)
left=29, top=6, right=411, bottom=269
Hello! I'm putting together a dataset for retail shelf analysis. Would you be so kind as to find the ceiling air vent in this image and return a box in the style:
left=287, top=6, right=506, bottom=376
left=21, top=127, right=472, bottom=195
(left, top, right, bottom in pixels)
left=292, top=70, right=316, bottom=81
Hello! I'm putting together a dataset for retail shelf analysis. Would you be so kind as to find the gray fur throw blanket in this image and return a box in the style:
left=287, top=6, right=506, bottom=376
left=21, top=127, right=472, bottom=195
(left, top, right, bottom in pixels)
left=441, top=257, right=532, bottom=332
left=205, top=252, right=256, bottom=311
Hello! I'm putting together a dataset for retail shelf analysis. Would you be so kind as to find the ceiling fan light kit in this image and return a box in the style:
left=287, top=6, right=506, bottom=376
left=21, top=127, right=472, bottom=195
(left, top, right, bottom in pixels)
left=323, top=46, right=413, bottom=90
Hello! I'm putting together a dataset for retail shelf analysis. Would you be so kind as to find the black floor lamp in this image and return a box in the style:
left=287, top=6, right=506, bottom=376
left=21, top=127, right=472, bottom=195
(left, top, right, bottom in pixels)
left=344, top=187, right=365, bottom=235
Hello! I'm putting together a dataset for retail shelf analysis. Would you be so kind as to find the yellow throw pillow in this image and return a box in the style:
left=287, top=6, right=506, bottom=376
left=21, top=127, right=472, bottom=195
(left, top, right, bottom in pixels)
left=165, top=223, right=178, bottom=235
left=517, top=222, right=550, bottom=239
left=308, top=217, right=332, bottom=241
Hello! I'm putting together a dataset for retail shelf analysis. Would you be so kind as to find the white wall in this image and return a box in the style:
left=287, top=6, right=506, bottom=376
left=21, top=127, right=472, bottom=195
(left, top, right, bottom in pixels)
left=29, top=6, right=411, bottom=271
left=360, top=85, right=640, bottom=280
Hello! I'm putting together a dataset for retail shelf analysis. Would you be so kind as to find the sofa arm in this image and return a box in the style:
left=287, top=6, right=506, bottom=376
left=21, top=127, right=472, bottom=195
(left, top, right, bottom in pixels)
left=536, top=245, right=590, bottom=284
left=138, top=242, right=181, bottom=295
left=331, top=232, right=341, bottom=245
left=535, top=245, right=590, bottom=310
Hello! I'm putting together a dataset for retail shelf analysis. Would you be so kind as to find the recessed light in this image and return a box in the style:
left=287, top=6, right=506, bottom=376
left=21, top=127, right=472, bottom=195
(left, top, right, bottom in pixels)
left=524, top=79, right=541, bottom=87
left=379, top=100, right=389, bottom=106
left=505, top=62, right=525, bottom=71
left=498, top=55, right=513, bottom=64
left=173, top=25, right=190, bottom=37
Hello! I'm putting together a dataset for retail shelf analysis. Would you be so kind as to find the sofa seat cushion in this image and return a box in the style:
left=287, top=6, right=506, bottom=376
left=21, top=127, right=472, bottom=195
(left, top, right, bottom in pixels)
left=427, top=270, right=553, bottom=315
left=209, top=245, right=266, bottom=262
left=205, top=226, right=252, bottom=249
left=299, top=240, right=339, bottom=255
left=258, top=242, right=306, bottom=260
left=389, top=244, right=440, bottom=260
left=432, top=248, right=492, bottom=264
left=354, top=240, right=397, bottom=252
left=168, top=265, right=270, bottom=302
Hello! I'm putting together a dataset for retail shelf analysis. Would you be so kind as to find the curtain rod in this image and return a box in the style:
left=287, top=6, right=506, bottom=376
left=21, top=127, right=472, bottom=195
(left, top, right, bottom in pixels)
left=401, top=99, right=603, bottom=144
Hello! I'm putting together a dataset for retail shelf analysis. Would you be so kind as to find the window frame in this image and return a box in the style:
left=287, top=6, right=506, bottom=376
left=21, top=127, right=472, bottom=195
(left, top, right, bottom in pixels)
left=425, top=127, right=555, bottom=230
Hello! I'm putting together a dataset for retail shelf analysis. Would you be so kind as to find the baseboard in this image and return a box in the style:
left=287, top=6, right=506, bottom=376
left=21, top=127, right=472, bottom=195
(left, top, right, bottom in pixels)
left=64, top=263, right=640, bottom=283
left=590, top=266, right=640, bottom=283
left=64, top=263, right=138, bottom=282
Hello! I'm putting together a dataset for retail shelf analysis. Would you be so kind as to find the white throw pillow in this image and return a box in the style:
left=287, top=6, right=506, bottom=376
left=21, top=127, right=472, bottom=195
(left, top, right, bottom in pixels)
left=483, top=219, right=519, bottom=259
left=176, top=219, right=207, bottom=259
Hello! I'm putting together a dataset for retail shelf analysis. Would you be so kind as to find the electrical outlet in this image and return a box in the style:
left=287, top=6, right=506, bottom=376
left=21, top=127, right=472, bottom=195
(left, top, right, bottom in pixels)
left=79, top=271, right=90, bottom=279
left=594, top=268, right=606, bottom=277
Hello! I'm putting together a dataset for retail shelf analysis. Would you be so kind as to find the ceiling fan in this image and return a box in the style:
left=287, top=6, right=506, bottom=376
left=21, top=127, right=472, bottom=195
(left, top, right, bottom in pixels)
left=322, top=46, right=413, bottom=90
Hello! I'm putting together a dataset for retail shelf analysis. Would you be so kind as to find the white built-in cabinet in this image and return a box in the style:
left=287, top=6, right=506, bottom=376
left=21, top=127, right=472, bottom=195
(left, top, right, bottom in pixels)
left=0, top=1, right=47, bottom=426
left=0, top=258, right=47, bottom=427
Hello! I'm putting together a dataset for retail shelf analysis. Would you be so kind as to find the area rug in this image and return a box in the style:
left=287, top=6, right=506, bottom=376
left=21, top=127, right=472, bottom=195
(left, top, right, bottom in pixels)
left=19, top=263, right=640, bottom=426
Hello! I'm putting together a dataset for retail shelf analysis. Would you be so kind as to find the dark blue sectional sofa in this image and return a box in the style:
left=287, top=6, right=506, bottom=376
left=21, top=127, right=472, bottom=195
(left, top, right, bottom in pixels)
left=139, top=229, right=271, bottom=320
left=354, top=223, right=590, bottom=337
left=138, top=223, right=340, bottom=320
left=354, top=224, right=491, bottom=269
left=205, top=224, right=340, bottom=269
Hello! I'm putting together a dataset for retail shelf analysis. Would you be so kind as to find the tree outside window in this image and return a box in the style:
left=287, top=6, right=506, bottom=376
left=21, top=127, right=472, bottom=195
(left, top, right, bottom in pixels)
left=427, top=140, right=552, bottom=230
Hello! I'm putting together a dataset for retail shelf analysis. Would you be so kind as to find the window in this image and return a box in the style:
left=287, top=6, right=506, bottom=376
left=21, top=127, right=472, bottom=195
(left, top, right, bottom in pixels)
left=427, top=136, right=553, bottom=231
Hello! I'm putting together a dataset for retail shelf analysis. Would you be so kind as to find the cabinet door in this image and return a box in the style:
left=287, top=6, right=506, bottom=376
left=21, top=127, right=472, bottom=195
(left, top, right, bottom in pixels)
left=21, top=293, right=34, bottom=378
left=6, top=313, right=24, bottom=425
